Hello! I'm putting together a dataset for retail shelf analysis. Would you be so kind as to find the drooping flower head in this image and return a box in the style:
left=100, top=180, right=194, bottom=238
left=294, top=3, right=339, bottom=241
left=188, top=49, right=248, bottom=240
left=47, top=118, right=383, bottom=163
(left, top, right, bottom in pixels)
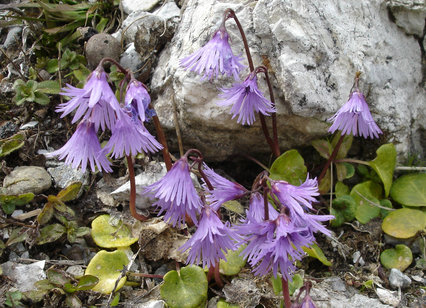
left=244, top=192, right=279, bottom=224
left=328, top=90, right=382, bottom=139
left=125, top=80, right=151, bottom=122
left=180, top=205, right=240, bottom=268
left=180, top=27, right=245, bottom=80
left=218, top=74, right=275, bottom=125
left=48, top=119, right=112, bottom=173
left=201, top=164, right=247, bottom=210
left=56, top=66, right=121, bottom=131
left=144, top=157, right=202, bottom=227
left=270, top=177, right=319, bottom=217
left=105, top=109, right=162, bottom=159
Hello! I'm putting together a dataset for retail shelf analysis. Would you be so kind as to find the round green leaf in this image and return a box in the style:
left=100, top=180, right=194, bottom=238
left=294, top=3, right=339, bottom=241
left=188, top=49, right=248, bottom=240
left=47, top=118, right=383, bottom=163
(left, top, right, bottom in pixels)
left=380, top=244, right=413, bottom=271
left=351, top=181, right=382, bottom=224
left=217, top=299, right=239, bottom=308
left=335, top=182, right=349, bottom=198
left=85, top=250, right=129, bottom=294
left=269, top=150, right=307, bottom=185
left=91, top=214, right=138, bottom=248
left=336, top=162, right=355, bottom=181
left=331, top=195, right=356, bottom=226
left=219, top=245, right=246, bottom=276
left=381, top=208, right=426, bottom=239
left=390, top=173, right=426, bottom=207
left=368, top=144, right=396, bottom=197
left=160, top=265, right=208, bottom=308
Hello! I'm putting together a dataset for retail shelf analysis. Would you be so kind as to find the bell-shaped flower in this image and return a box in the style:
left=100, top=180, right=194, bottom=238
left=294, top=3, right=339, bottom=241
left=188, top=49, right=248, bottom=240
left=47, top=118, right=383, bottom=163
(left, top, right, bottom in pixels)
left=125, top=80, right=151, bottom=122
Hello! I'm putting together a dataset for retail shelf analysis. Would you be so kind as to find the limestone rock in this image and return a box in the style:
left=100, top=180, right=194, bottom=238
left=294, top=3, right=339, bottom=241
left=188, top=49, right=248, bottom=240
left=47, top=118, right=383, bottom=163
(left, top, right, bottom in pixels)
left=121, top=0, right=161, bottom=15
left=387, top=0, right=426, bottom=37
left=47, top=163, right=89, bottom=190
left=1, top=261, right=46, bottom=292
left=389, top=268, right=412, bottom=289
left=3, top=166, right=51, bottom=195
left=151, top=0, right=425, bottom=161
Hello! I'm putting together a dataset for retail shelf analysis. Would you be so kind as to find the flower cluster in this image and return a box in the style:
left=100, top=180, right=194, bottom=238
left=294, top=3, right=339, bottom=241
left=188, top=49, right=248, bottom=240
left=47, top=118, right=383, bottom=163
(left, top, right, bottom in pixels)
left=49, top=66, right=162, bottom=172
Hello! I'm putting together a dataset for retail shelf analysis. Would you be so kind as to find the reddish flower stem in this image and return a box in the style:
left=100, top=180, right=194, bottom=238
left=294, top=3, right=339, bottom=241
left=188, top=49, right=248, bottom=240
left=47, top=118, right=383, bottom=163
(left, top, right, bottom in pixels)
left=223, top=9, right=280, bottom=158
left=214, top=262, right=224, bottom=288
left=126, top=155, right=148, bottom=221
left=318, top=133, right=345, bottom=183
left=281, top=277, right=292, bottom=308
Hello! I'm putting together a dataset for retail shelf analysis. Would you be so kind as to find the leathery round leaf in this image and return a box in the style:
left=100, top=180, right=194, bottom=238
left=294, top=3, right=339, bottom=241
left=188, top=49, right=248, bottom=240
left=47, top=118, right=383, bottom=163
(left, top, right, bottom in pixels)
left=381, top=208, right=426, bottom=239
left=85, top=250, right=129, bottom=294
left=160, top=265, right=208, bottom=308
left=91, top=214, right=138, bottom=248
left=380, top=244, right=413, bottom=271
left=219, top=245, right=246, bottom=276
left=390, top=173, right=426, bottom=207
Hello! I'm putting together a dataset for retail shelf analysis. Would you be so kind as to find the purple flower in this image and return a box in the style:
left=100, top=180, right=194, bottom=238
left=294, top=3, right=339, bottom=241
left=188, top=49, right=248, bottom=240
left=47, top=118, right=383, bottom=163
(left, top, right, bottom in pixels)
left=48, top=120, right=112, bottom=173
left=328, top=91, right=382, bottom=139
left=56, top=67, right=121, bottom=131
left=240, top=214, right=313, bottom=280
left=245, top=192, right=279, bottom=223
left=202, top=164, right=247, bottom=210
left=105, top=110, right=162, bottom=158
left=270, top=177, right=319, bottom=217
left=180, top=206, right=239, bottom=268
left=180, top=28, right=245, bottom=80
left=218, top=75, right=275, bottom=125
left=125, top=80, right=150, bottom=122
left=144, top=157, right=202, bottom=227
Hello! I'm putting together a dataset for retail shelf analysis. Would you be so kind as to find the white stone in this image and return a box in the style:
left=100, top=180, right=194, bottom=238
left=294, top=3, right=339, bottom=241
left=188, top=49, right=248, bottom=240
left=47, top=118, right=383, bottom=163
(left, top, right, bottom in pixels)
left=387, top=0, right=426, bottom=36
left=151, top=0, right=425, bottom=161
left=153, top=1, right=181, bottom=20
left=122, top=11, right=153, bottom=43
left=375, top=288, right=400, bottom=307
left=389, top=268, right=411, bottom=289
left=120, top=43, right=143, bottom=72
left=121, top=0, right=161, bottom=15
left=20, top=121, right=38, bottom=130
left=352, top=251, right=366, bottom=266
left=1, top=261, right=46, bottom=292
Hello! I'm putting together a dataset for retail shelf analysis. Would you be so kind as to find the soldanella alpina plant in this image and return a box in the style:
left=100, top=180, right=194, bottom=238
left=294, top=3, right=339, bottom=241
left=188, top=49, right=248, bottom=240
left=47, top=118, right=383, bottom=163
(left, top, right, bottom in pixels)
left=48, top=6, right=389, bottom=308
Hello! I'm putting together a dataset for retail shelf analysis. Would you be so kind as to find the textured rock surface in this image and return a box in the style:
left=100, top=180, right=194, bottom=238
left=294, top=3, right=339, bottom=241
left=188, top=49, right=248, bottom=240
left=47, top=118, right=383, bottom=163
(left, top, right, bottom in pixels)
left=3, top=166, right=52, bottom=195
left=85, top=33, right=121, bottom=68
left=151, top=0, right=425, bottom=161
left=121, top=0, right=161, bottom=15
left=387, top=0, right=426, bottom=36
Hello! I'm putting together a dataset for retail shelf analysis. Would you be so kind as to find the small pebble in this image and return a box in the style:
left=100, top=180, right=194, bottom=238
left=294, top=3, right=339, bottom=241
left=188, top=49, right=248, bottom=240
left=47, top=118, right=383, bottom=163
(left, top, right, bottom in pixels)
left=389, top=268, right=411, bottom=289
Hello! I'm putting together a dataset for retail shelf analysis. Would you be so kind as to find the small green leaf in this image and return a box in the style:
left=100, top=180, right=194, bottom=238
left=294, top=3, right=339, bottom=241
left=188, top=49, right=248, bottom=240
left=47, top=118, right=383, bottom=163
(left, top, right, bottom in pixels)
left=46, top=59, right=59, bottom=73
left=85, top=250, right=129, bottom=294
left=5, top=290, right=23, bottom=307
left=75, top=275, right=99, bottom=291
left=37, top=80, right=61, bottom=94
left=47, top=268, right=70, bottom=286
left=34, top=91, right=50, bottom=105
left=37, top=202, right=55, bottom=225
left=269, top=150, right=307, bottom=185
left=335, top=182, right=349, bottom=198
left=0, top=133, right=26, bottom=157
left=63, top=283, right=77, bottom=293
left=75, top=226, right=90, bottom=237
left=336, top=162, right=355, bottom=181
left=379, top=199, right=393, bottom=218
left=382, top=208, right=426, bottom=239
left=318, top=168, right=331, bottom=194
left=271, top=273, right=303, bottom=296
left=219, top=245, right=246, bottom=276
left=57, top=182, right=82, bottom=202
left=222, top=200, right=244, bottom=215
left=368, top=144, right=396, bottom=197
left=110, top=293, right=120, bottom=306
left=217, top=299, right=240, bottom=308
left=36, top=224, right=66, bottom=245
left=6, top=227, right=28, bottom=246
left=311, top=139, right=331, bottom=159
left=390, top=173, right=426, bottom=207
left=160, top=265, right=208, bottom=308
left=303, top=243, right=332, bottom=266
left=91, top=214, right=138, bottom=248
left=34, top=279, right=55, bottom=292
left=380, top=244, right=413, bottom=271
left=331, top=195, right=356, bottom=227
left=351, top=181, right=382, bottom=224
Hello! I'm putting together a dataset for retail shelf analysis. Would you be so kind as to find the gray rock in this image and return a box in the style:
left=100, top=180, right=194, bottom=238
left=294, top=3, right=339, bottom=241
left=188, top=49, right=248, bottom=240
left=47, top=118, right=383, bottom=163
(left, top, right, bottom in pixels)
left=120, top=43, right=144, bottom=76
left=122, top=11, right=152, bottom=44
left=85, top=33, right=121, bottom=69
left=47, top=163, right=89, bottom=192
left=3, top=166, right=52, bottom=195
left=153, top=1, right=181, bottom=20
left=223, top=278, right=261, bottom=308
left=389, top=268, right=411, bottom=289
left=352, top=251, right=366, bottom=266
left=20, top=121, right=38, bottom=130
left=66, top=265, right=85, bottom=278
left=387, top=0, right=426, bottom=37
left=375, top=288, right=400, bottom=307
left=329, top=276, right=347, bottom=292
left=1, top=26, right=22, bottom=49
left=1, top=260, right=46, bottom=292
left=151, top=0, right=425, bottom=161
left=121, top=0, right=161, bottom=15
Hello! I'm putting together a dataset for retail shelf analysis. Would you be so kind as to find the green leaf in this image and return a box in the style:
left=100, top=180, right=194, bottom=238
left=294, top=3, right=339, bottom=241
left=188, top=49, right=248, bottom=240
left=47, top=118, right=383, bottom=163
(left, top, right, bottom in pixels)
left=75, top=226, right=90, bottom=237
left=219, top=245, right=246, bottom=276
left=217, top=299, right=240, bottom=308
left=332, top=132, right=353, bottom=159
left=37, top=202, right=55, bottom=225
left=336, top=162, right=355, bottom=181
left=75, top=275, right=99, bottom=291
left=36, top=224, right=66, bottom=245
left=311, top=139, right=331, bottom=159
left=303, top=243, right=332, bottom=266
left=269, top=150, right=307, bottom=185
left=381, top=208, right=426, bottom=239
left=57, top=182, right=82, bottom=202
left=46, top=59, right=59, bottom=73
left=160, top=265, right=208, bottom=308
left=6, top=227, right=28, bottom=246
left=350, top=181, right=382, bottom=224
left=110, top=293, right=120, bottom=306
left=37, top=80, right=61, bottom=94
left=65, top=294, right=82, bottom=308
left=47, top=268, right=70, bottom=286
left=0, top=193, right=35, bottom=214
left=271, top=273, right=303, bottom=296
left=368, top=144, right=396, bottom=197
left=331, top=195, right=356, bottom=227
left=379, top=199, right=393, bottom=218
left=222, top=200, right=244, bottom=215
left=0, top=133, right=26, bottom=157
left=380, top=244, right=413, bottom=271
left=85, top=250, right=129, bottom=294
left=390, top=173, right=426, bottom=207
left=34, top=91, right=50, bottom=105
left=91, top=214, right=138, bottom=248
left=5, top=290, right=23, bottom=307
left=318, top=168, right=331, bottom=194
left=34, top=279, right=55, bottom=292
left=335, top=182, right=349, bottom=198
